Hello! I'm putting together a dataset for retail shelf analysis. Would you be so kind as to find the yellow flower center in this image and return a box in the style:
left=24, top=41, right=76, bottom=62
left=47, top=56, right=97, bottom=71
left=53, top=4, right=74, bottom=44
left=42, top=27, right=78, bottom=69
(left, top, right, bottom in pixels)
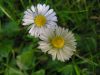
left=34, top=15, right=46, bottom=27
left=51, top=36, right=64, bottom=48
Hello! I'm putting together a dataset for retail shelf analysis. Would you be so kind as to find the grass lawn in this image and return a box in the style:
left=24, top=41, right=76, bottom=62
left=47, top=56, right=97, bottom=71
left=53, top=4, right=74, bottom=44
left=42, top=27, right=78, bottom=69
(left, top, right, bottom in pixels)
left=0, top=0, right=99, bottom=75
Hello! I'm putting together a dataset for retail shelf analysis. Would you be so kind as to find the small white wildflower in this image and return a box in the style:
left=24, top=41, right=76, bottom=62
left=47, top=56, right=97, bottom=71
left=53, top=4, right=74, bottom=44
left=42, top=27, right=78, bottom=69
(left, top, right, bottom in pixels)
left=22, top=4, right=57, bottom=37
left=38, top=27, right=77, bottom=62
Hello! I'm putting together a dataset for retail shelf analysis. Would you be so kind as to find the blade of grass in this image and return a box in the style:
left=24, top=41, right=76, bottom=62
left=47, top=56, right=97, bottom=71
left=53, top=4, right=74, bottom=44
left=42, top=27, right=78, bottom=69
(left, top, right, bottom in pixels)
left=0, top=6, right=14, bottom=21
left=75, top=54, right=98, bottom=66
left=45, top=0, right=48, bottom=4
left=29, top=0, right=32, bottom=5
left=72, top=56, right=80, bottom=75
left=20, top=0, right=25, bottom=9
left=0, top=20, right=1, bottom=31
left=74, top=65, right=80, bottom=75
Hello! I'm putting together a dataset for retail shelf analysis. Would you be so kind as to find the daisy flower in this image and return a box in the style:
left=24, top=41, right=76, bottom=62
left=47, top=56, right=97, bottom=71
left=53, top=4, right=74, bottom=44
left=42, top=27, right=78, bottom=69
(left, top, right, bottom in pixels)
left=22, top=4, right=57, bottom=37
left=38, top=27, right=77, bottom=62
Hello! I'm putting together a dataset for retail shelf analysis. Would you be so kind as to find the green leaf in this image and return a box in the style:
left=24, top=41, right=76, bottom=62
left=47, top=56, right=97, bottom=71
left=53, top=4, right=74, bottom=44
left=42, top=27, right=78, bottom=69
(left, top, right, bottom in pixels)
left=0, top=39, right=13, bottom=57
left=3, top=21, right=19, bottom=37
left=74, top=65, right=80, bottom=75
left=4, top=67, right=24, bottom=75
left=32, top=69, right=45, bottom=75
left=16, top=49, right=34, bottom=70
left=79, top=37, right=96, bottom=52
left=47, top=61, right=65, bottom=71
left=81, top=68, right=89, bottom=75
left=58, top=64, right=75, bottom=75
left=86, top=37, right=96, bottom=51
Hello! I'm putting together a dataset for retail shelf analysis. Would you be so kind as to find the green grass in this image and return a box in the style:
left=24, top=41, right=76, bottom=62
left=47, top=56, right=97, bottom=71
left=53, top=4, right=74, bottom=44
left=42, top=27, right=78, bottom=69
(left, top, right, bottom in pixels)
left=0, top=0, right=99, bottom=75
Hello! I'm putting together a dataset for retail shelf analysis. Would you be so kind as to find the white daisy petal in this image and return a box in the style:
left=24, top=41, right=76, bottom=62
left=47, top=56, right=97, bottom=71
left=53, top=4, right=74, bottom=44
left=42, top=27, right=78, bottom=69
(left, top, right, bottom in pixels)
left=22, top=4, right=57, bottom=37
left=45, top=9, right=54, bottom=16
left=38, top=27, right=77, bottom=62
left=37, top=4, right=43, bottom=14
left=23, top=19, right=33, bottom=22
left=43, top=4, right=46, bottom=7
left=24, top=11, right=33, bottom=16
left=57, top=50, right=63, bottom=61
left=39, top=33, right=49, bottom=41
left=29, top=25, right=35, bottom=33
left=47, top=16, right=57, bottom=21
left=46, top=21, right=57, bottom=28
left=63, top=51, right=73, bottom=60
left=52, top=51, right=57, bottom=60
left=27, top=9, right=33, bottom=14
left=55, top=27, right=63, bottom=36
left=58, top=50, right=65, bottom=62
left=39, top=28, right=55, bottom=40
left=31, top=5, right=35, bottom=12
left=23, top=22, right=33, bottom=25
left=24, top=15, right=34, bottom=19
left=46, top=12, right=56, bottom=17
left=60, top=49, right=69, bottom=60
left=29, top=26, right=37, bottom=36
left=42, top=5, right=50, bottom=15
left=48, top=49, right=57, bottom=60
left=38, top=41, right=51, bottom=53
left=23, top=19, right=33, bottom=25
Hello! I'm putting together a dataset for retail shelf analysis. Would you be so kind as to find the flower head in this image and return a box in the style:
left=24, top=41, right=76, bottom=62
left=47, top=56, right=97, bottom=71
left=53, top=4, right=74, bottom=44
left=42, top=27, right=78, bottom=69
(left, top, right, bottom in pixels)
left=38, top=27, right=77, bottom=62
left=22, top=4, right=57, bottom=37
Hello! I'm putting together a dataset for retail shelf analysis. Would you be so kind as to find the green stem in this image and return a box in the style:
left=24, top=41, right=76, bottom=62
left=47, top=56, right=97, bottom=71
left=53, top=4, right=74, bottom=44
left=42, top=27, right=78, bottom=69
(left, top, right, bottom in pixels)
left=0, top=6, right=14, bottom=21
left=75, top=54, right=98, bottom=66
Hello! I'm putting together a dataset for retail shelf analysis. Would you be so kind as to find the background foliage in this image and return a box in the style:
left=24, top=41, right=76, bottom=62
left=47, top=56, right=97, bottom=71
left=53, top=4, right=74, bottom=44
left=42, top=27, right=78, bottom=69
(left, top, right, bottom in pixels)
left=0, top=0, right=100, bottom=75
